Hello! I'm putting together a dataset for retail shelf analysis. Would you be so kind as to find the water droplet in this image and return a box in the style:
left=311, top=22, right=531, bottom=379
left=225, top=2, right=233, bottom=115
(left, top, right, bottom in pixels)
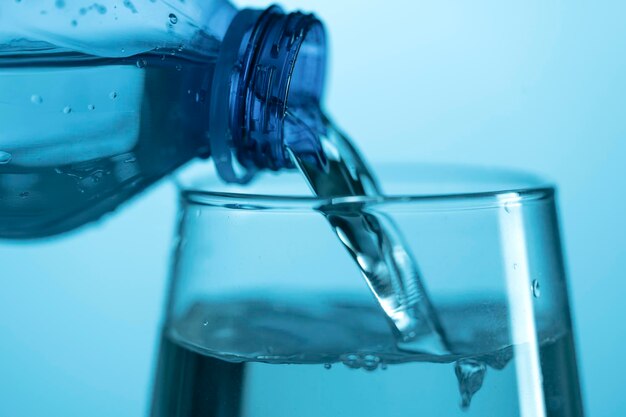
left=454, top=359, right=487, bottom=410
left=0, top=151, right=12, bottom=164
left=95, top=4, right=107, bottom=14
left=87, top=104, right=96, bottom=110
left=109, top=91, right=118, bottom=100
left=324, top=363, right=332, bottom=370
left=62, top=106, right=72, bottom=114
left=532, top=279, right=541, bottom=298
left=168, top=13, right=178, bottom=24
left=136, top=58, right=147, bottom=68
left=30, top=94, right=43, bottom=104
left=123, top=0, right=137, bottom=13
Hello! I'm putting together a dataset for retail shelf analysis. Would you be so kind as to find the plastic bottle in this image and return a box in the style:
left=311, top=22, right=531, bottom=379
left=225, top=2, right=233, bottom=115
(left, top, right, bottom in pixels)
left=0, top=1, right=326, bottom=238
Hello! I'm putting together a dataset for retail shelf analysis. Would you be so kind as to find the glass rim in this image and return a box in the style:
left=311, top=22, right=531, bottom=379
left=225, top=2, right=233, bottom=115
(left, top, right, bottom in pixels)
left=180, top=163, right=555, bottom=212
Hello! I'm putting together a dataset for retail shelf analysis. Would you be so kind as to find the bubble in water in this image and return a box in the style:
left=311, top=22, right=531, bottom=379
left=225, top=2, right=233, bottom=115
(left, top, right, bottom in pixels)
left=62, top=106, right=72, bottom=114
left=532, top=279, right=541, bottom=298
left=109, top=91, right=118, bottom=100
left=195, top=90, right=206, bottom=103
left=19, top=191, right=30, bottom=198
left=504, top=201, right=512, bottom=213
left=71, top=19, right=77, bottom=27
left=342, top=354, right=360, bottom=369
left=87, top=104, right=96, bottom=110
left=202, top=321, right=209, bottom=326
left=513, top=263, right=518, bottom=270
left=55, top=0, right=65, bottom=8
left=168, top=13, right=178, bottom=24
left=380, top=363, right=388, bottom=370
left=136, top=58, right=147, bottom=68
left=30, top=94, right=43, bottom=104
left=362, top=354, right=381, bottom=371
left=0, top=151, right=12, bottom=165
left=454, top=359, right=487, bottom=410
left=323, top=363, right=332, bottom=370
left=175, top=65, right=182, bottom=71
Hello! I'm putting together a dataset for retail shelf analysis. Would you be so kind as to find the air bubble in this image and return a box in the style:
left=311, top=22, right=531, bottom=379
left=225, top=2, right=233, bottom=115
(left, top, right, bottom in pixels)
left=30, top=94, right=43, bottom=104
left=109, top=91, right=118, bottom=100
left=202, top=321, right=209, bottom=326
left=19, top=191, right=30, bottom=198
left=62, top=106, right=72, bottom=114
left=168, top=13, right=178, bottom=24
left=195, top=90, right=206, bottom=103
left=55, top=0, right=65, bottom=8
left=362, top=354, right=381, bottom=371
left=532, top=280, right=541, bottom=298
left=323, top=363, right=332, bottom=370
left=0, top=151, right=12, bottom=165
left=342, top=354, right=359, bottom=369
left=87, top=104, right=96, bottom=110
left=136, top=58, right=147, bottom=68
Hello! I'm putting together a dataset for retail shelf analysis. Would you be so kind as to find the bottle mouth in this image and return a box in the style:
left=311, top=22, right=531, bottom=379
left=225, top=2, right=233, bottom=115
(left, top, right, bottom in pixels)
left=209, top=6, right=327, bottom=183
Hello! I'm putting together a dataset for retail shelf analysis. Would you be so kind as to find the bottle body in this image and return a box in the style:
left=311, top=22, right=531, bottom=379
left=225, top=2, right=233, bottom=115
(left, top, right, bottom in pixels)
left=0, top=0, right=238, bottom=238
left=0, top=2, right=326, bottom=238
left=0, top=54, right=214, bottom=237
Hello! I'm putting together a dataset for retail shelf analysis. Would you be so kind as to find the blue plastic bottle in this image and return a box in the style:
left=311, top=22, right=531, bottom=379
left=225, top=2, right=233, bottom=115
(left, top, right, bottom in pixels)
left=0, top=1, right=326, bottom=238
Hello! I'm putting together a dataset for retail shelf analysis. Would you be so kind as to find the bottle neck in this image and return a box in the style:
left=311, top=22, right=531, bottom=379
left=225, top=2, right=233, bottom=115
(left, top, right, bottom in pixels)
left=209, top=6, right=327, bottom=183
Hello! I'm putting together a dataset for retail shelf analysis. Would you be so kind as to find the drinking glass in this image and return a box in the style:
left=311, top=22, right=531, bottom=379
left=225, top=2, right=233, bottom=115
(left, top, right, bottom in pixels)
left=151, top=164, right=584, bottom=417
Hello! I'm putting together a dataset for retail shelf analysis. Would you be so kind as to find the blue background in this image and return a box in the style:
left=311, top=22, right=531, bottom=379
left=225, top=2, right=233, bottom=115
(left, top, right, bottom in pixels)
left=1, top=0, right=624, bottom=416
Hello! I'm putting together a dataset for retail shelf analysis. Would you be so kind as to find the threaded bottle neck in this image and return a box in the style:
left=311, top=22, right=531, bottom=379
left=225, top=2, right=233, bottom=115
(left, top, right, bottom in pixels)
left=209, top=6, right=327, bottom=183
